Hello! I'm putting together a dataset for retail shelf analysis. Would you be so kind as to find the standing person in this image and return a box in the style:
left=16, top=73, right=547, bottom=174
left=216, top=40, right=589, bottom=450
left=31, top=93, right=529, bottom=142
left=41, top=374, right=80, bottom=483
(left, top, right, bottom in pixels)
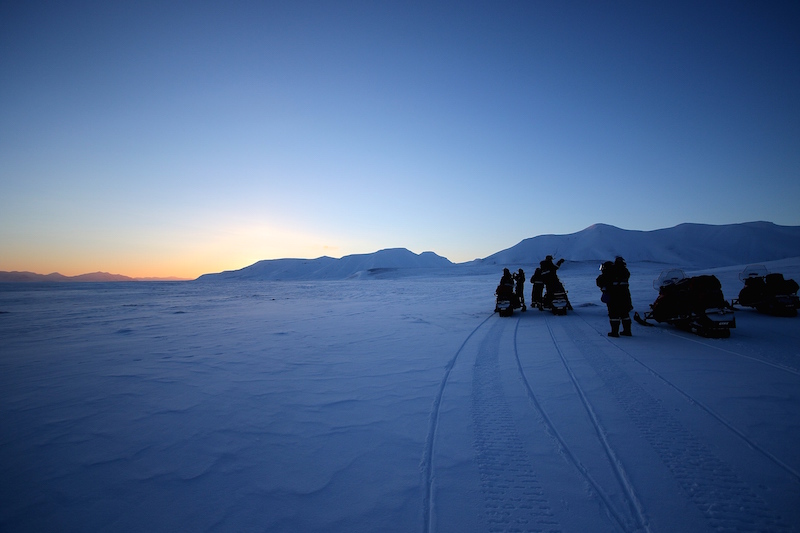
left=513, top=268, right=527, bottom=311
left=539, top=255, right=564, bottom=285
left=596, top=256, right=634, bottom=336
left=530, top=267, right=544, bottom=309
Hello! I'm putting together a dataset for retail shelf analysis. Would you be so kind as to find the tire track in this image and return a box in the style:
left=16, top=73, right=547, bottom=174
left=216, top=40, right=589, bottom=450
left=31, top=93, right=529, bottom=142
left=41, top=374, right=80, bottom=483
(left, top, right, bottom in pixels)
left=578, top=313, right=800, bottom=484
left=541, top=316, right=649, bottom=532
left=663, top=329, right=800, bottom=377
left=511, top=319, right=638, bottom=533
left=422, top=313, right=493, bottom=533
left=565, top=314, right=793, bottom=533
left=471, top=318, right=560, bottom=533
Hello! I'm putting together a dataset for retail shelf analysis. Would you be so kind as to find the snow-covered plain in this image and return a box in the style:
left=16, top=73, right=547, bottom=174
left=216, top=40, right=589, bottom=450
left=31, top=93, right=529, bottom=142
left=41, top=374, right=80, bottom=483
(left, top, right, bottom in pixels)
left=2, top=259, right=800, bottom=532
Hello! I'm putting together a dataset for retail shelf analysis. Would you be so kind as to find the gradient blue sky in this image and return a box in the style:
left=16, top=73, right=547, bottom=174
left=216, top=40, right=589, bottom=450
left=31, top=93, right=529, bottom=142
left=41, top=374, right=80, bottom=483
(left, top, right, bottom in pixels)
left=2, top=1, right=799, bottom=278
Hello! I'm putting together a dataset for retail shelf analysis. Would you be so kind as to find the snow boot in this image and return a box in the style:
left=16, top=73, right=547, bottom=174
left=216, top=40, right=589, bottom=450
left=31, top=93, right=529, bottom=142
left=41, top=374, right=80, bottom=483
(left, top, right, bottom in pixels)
left=620, top=318, right=632, bottom=336
left=608, top=319, right=620, bottom=337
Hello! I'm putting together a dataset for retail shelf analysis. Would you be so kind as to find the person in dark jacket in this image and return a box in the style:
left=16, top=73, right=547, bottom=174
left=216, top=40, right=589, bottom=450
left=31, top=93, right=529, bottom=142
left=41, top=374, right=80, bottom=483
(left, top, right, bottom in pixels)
left=596, top=256, right=634, bottom=336
left=539, top=255, right=571, bottom=310
left=513, top=268, right=527, bottom=311
left=530, top=267, right=544, bottom=308
left=495, top=268, right=515, bottom=312
left=499, top=268, right=513, bottom=288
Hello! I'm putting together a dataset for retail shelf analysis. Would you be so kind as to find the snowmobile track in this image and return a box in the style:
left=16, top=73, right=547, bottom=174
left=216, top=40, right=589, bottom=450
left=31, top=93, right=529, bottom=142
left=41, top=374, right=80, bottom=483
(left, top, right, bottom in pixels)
left=543, top=315, right=649, bottom=531
left=576, top=313, right=800, bottom=483
left=568, top=311, right=793, bottom=532
left=663, top=328, right=800, bottom=377
left=511, top=318, right=639, bottom=533
left=471, top=318, right=561, bottom=532
left=422, top=313, right=494, bottom=533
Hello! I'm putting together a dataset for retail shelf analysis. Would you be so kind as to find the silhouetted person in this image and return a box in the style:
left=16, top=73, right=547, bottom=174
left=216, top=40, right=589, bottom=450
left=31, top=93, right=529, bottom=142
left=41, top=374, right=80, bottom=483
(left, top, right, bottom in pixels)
left=530, top=267, right=544, bottom=308
left=540, top=255, right=571, bottom=310
left=495, top=268, right=515, bottom=312
left=500, top=268, right=513, bottom=287
left=597, top=256, right=633, bottom=336
left=513, top=268, right=526, bottom=311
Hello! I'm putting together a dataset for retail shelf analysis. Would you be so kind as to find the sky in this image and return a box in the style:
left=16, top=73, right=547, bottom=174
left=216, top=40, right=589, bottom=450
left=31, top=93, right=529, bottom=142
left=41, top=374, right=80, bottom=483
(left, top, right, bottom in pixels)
left=1, top=1, right=799, bottom=279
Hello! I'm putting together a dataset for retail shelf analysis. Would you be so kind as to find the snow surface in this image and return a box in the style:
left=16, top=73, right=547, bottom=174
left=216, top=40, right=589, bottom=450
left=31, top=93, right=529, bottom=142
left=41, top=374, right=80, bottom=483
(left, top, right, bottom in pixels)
left=2, top=259, right=800, bottom=532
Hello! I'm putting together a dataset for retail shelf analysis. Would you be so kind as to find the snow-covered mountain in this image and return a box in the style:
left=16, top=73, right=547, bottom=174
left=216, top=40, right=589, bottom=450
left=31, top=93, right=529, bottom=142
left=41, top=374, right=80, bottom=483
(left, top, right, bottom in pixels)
left=197, top=248, right=453, bottom=281
left=198, top=221, right=800, bottom=281
left=0, top=271, right=137, bottom=283
left=7, top=222, right=797, bottom=283
left=481, top=221, right=800, bottom=268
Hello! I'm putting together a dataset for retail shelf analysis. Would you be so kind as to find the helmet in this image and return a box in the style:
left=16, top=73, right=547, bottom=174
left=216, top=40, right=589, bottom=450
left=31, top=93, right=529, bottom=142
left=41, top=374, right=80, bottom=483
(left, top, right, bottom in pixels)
left=615, top=256, right=625, bottom=266
left=545, top=255, right=553, bottom=261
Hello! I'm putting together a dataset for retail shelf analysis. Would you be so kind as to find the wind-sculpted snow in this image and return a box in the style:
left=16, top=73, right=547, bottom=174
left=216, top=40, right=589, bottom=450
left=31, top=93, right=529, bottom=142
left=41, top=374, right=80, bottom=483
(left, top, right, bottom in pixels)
left=1, top=259, right=800, bottom=532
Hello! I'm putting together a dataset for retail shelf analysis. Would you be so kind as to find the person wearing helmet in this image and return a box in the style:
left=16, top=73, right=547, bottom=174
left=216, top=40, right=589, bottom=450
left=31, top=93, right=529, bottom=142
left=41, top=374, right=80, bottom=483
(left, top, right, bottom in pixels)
left=596, top=256, right=633, bottom=336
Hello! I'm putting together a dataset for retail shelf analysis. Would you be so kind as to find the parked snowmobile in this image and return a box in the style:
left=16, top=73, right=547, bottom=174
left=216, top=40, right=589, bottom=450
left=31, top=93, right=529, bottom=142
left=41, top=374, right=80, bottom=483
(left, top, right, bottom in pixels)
left=495, top=276, right=521, bottom=317
left=732, top=265, right=799, bottom=317
left=634, top=269, right=736, bottom=338
left=540, top=279, right=570, bottom=315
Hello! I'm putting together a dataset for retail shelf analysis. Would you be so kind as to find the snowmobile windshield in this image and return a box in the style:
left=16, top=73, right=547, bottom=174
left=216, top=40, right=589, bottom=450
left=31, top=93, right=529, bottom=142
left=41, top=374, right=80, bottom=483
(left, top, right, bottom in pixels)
left=739, top=265, right=768, bottom=281
left=654, top=269, right=686, bottom=291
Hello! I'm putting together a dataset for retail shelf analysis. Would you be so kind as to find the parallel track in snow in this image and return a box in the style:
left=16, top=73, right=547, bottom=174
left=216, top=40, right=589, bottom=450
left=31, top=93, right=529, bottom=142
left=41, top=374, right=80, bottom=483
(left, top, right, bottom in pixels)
left=470, top=318, right=560, bottom=532
left=424, top=306, right=797, bottom=533
left=422, top=313, right=493, bottom=533
left=569, top=310, right=794, bottom=532
left=663, top=328, right=800, bottom=377
left=511, top=318, right=643, bottom=533
left=575, top=312, right=800, bottom=484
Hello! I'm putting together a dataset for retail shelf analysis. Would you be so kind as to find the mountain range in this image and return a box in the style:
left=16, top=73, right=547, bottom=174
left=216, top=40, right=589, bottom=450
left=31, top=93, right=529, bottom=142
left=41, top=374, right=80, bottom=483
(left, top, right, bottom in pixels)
left=0, top=271, right=185, bottom=283
left=4, top=222, right=799, bottom=282
left=198, top=221, right=800, bottom=281
left=480, top=221, right=800, bottom=267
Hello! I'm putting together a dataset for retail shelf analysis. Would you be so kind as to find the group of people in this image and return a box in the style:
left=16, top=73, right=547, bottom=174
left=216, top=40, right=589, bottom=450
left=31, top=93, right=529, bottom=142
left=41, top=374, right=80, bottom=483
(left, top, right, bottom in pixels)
left=498, top=267, right=528, bottom=311
left=497, top=254, right=635, bottom=337
left=497, top=255, right=572, bottom=312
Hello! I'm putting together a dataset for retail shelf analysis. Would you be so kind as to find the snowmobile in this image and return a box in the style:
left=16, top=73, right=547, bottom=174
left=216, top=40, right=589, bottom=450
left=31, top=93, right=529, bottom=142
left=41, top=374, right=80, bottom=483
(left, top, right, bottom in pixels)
left=634, top=269, right=736, bottom=338
left=537, top=279, right=571, bottom=315
left=495, top=280, right=521, bottom=317
left=731, top=265, right=799, bottom=317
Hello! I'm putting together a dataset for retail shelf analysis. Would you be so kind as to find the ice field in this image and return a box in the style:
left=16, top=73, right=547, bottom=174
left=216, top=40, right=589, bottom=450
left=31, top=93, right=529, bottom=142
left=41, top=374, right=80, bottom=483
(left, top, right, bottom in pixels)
left=2, top=259, right=799, bottom=532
